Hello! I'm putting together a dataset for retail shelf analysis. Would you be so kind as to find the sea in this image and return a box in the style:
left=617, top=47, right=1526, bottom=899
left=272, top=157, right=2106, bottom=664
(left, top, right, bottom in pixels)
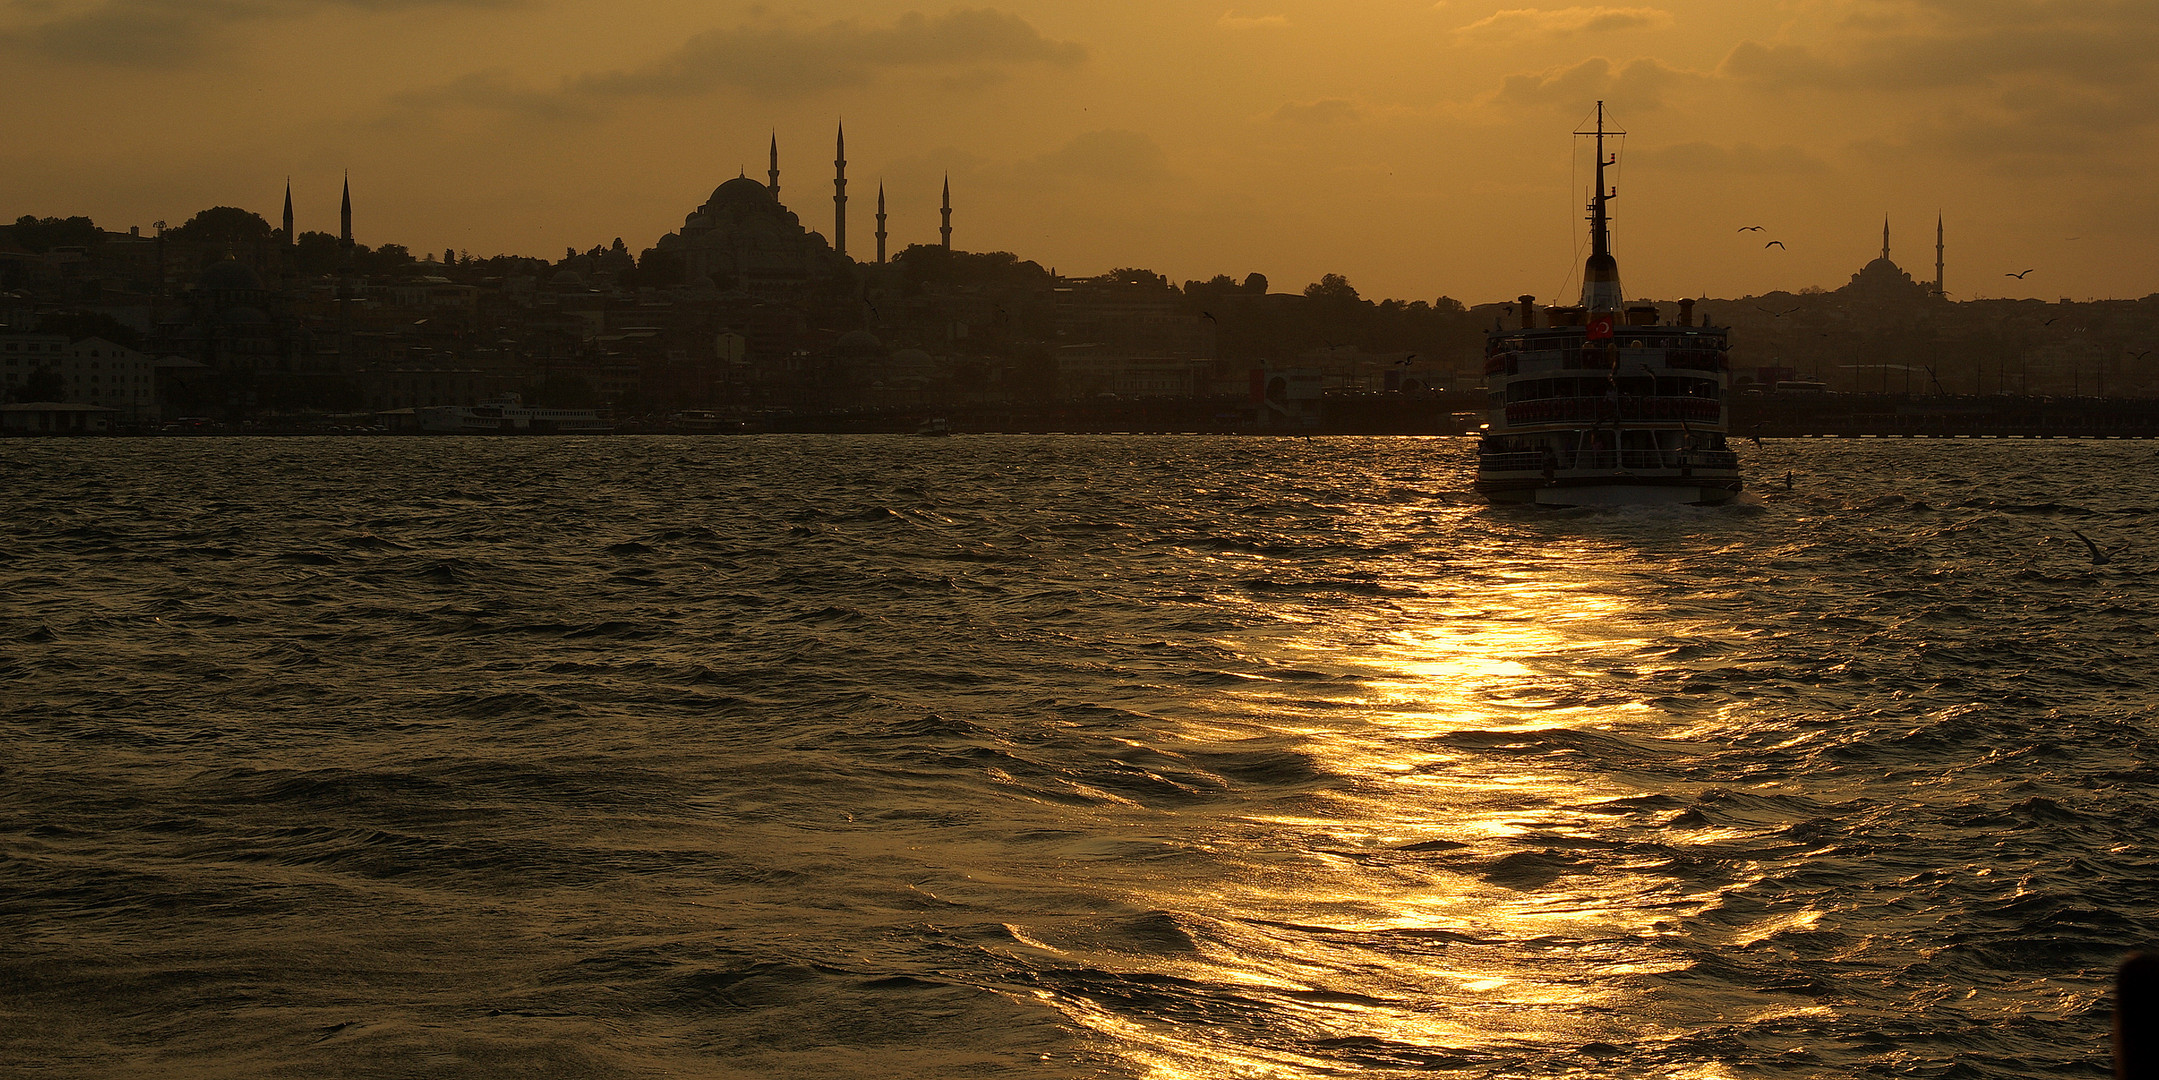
left=3, top=434, right=2153, bottom=1080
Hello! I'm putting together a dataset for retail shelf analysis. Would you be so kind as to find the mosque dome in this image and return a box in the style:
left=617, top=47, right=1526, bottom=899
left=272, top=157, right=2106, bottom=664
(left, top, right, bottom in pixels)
left=1844, top=255, right=1923, bottom=299
left=708, top=176, right=776, bottom=208
left=199, top=258, right=263, bottom=292
left=834, top=330, right=887, bottom=358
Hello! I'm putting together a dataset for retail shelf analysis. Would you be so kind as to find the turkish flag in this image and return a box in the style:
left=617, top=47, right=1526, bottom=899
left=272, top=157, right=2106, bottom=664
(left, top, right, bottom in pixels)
left=1586, top=315, right=1615, bottom=341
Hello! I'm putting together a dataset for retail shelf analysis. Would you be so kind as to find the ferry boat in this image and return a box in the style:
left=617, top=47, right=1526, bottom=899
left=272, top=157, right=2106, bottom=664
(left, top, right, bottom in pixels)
left=1475, top=102, right=1742, bottom=506
left=416, top=394, right=613, bottom=435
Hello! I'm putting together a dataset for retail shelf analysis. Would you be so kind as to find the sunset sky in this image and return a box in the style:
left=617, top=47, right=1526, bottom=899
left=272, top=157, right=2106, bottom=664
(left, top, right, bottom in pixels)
left=6, top=1, right=2155, bottom=305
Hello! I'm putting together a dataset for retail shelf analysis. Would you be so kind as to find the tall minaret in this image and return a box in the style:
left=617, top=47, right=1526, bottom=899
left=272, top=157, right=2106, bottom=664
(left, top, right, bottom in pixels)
left=340, top=173, right=353, bottom=250
left=875, top=183, right=888, bottom=264
left=1943, top=214, right=1960, bottom=300
left=768, top=133, right=781, bottom=201
left=940, top=175, right=952, bottom=250
left=1881, top=215, right=1891, bottom=262
left=833, top=122, right=849, bottom=258
left=282, top=179, right=295, bottom=246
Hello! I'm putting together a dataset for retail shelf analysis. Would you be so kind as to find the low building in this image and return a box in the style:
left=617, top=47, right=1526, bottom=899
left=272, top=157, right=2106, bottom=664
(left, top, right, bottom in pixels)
left=2, top=402, right=118, bottom=433
left=0, top=334, right=161, bottom=421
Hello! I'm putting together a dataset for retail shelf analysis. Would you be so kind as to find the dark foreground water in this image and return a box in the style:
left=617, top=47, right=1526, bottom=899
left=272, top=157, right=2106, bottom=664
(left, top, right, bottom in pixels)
left=4, top=435, right=2154, bottom=1079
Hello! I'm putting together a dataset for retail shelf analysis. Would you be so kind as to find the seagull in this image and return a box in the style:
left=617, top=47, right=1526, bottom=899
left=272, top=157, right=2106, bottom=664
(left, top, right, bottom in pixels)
left=1200, top=311, right=1218, bottom=323
left=2007, top=269, right=2036, bottom=279
left=1764, top=240, right=1786, bottom=249
left=2131, top=349, right=2152, bottom=361
left=2071, top=529, right=2112, bottom=566
left=1737, top=225, right=1765, bottom=232
left=1756, top=305, right=1799, bottom=317
left=2043, top=316, right=2062, bottom=326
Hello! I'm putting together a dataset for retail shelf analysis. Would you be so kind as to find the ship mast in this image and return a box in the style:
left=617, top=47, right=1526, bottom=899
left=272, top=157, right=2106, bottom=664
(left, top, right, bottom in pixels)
left=1579, top=100, right=1625, bottom=313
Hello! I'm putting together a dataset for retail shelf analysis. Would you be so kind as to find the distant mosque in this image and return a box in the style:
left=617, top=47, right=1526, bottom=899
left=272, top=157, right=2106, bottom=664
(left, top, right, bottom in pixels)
left=1840, top=216, right=1947, bottom=301
left=645, top=124, right=955, bottom=292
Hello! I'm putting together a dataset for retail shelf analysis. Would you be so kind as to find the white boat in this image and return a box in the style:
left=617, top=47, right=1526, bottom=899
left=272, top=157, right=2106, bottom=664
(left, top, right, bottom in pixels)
left=1475, top=102, right=1743, bottom=506
left=416, top=394, right=614, bottom=435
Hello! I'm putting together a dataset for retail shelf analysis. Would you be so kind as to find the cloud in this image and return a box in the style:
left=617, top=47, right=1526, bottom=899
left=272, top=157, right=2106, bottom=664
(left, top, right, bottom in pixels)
left=571, top=8, right=1082, bottom=100
left=1218, top=12, right=1289, bottom=30
left=1708, top=2, right=2159, bottom=166
left=0, top=0, right=517, bottom=67
left=1717, top=2, right=2159, bottom=93
left=1015, top=129, right=1170, bottom=187
left=1625, top=141, right=1830, bottom=175
left=1456, top=6, right=1672, bottom=42
left=1486, top=56, right=1697, bottom=110
left=401, top=7, right=1085, bottom=116
left=1272, top=98, right=1363, bottom=125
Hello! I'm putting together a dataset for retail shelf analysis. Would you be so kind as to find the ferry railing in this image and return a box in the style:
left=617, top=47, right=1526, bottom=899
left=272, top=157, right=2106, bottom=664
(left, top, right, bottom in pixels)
left=1486, top=348, right=1728, bottom=375
left=1505, top=398, right=1722, bottom=425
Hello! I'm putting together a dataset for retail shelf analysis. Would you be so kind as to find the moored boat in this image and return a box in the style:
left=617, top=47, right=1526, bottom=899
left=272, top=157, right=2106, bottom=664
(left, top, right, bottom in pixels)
left=416, top=394, right=614, bottom=435
left=1475, top=102, right=1742, bottom=506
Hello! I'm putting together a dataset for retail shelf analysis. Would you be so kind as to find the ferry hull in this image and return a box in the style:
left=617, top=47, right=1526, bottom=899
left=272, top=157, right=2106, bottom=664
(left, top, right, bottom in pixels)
left=1476, top=475, right=1744, bottom=503
left=1476, top=471, right=1743, bottom=507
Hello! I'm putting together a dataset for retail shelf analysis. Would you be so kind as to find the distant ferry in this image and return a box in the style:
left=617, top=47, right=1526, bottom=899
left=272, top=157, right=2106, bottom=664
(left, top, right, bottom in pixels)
left=1475, top=102, right=1743, bottom=506
left=416, top=394, right=613, bottom=435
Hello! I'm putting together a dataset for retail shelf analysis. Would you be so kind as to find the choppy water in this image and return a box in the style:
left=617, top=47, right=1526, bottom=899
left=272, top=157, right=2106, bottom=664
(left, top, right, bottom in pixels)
left=4, top=434, right=2154, bottom=1079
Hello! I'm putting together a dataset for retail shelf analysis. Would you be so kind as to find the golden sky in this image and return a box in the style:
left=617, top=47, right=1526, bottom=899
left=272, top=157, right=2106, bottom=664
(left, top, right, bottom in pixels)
left=6, top=0, right=2155, bottom=305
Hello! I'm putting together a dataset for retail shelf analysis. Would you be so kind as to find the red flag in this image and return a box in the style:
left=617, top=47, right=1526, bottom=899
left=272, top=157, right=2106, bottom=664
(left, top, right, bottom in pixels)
left=1586, top=315, right=1615, bottom=341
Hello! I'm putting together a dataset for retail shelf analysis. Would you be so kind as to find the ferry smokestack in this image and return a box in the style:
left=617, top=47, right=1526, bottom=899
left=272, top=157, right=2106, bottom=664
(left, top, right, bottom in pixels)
left=1679, top=298, right=1695, bottom=327
left=1518, top=295, right=1537, bottom=330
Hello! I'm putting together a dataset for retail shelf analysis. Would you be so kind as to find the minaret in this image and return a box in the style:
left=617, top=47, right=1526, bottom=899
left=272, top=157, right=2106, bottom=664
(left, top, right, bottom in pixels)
left=337, top=173, right=353, bottom=373
left=1882, top=215, right=1890, bottom=262
left=282, top=179, right=295, bottom=246
left=875, top=182, right=888, bottom=264
left=833, top=122, right=848, bottom=258
left=940, top=175, right=952, bottom=250
left=768, top=132, right=780, bottom=201
left=1577, top=101, right=1624, bottom=312
left=1943, top=214, right=1960, bottom=300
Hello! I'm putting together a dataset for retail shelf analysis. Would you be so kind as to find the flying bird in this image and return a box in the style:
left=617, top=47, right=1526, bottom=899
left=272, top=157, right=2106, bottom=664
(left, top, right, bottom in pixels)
left=1200, top=311, right=1218, bottom=323
left=2007, top=269, right=2036, bottom=278
left=2043, top=317, right=2062, bottom=326
left=1737, top=225, right=1765, bottom=232
left=2131, top=349, right=2152, bottom=361
left=1755, top=305, right=1799, bottom=317
left=1764, top=240, right=1786, bottom=249
left=2071, top=529, right=2112, bottom=566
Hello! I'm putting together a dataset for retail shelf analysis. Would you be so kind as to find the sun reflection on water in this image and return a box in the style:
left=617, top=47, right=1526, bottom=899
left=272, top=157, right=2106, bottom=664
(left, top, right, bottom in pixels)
left=1041, top=527, right=1773, bottom=1074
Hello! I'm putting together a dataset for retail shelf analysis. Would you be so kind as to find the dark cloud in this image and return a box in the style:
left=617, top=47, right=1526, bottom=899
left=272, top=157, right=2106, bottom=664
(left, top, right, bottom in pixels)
left=1016, top=129, right=1170, bottom=187
left=1456, top=6, right=1673, bottom=43
left=397, top=7, right=1084, bottom=119
left=1488, top=57, right=1696, bottom=111
left=1, top=0, right=519, bottom=67
left=1717, top=2, right=2159, bottom=93
left=569, top=8, right=1084, bottom=101
left=1272, top=98, right=1363, bottom=125
left=1713, top=2, right=2159, bottom=165
left=1626, top=140, right=1829, bottom=175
